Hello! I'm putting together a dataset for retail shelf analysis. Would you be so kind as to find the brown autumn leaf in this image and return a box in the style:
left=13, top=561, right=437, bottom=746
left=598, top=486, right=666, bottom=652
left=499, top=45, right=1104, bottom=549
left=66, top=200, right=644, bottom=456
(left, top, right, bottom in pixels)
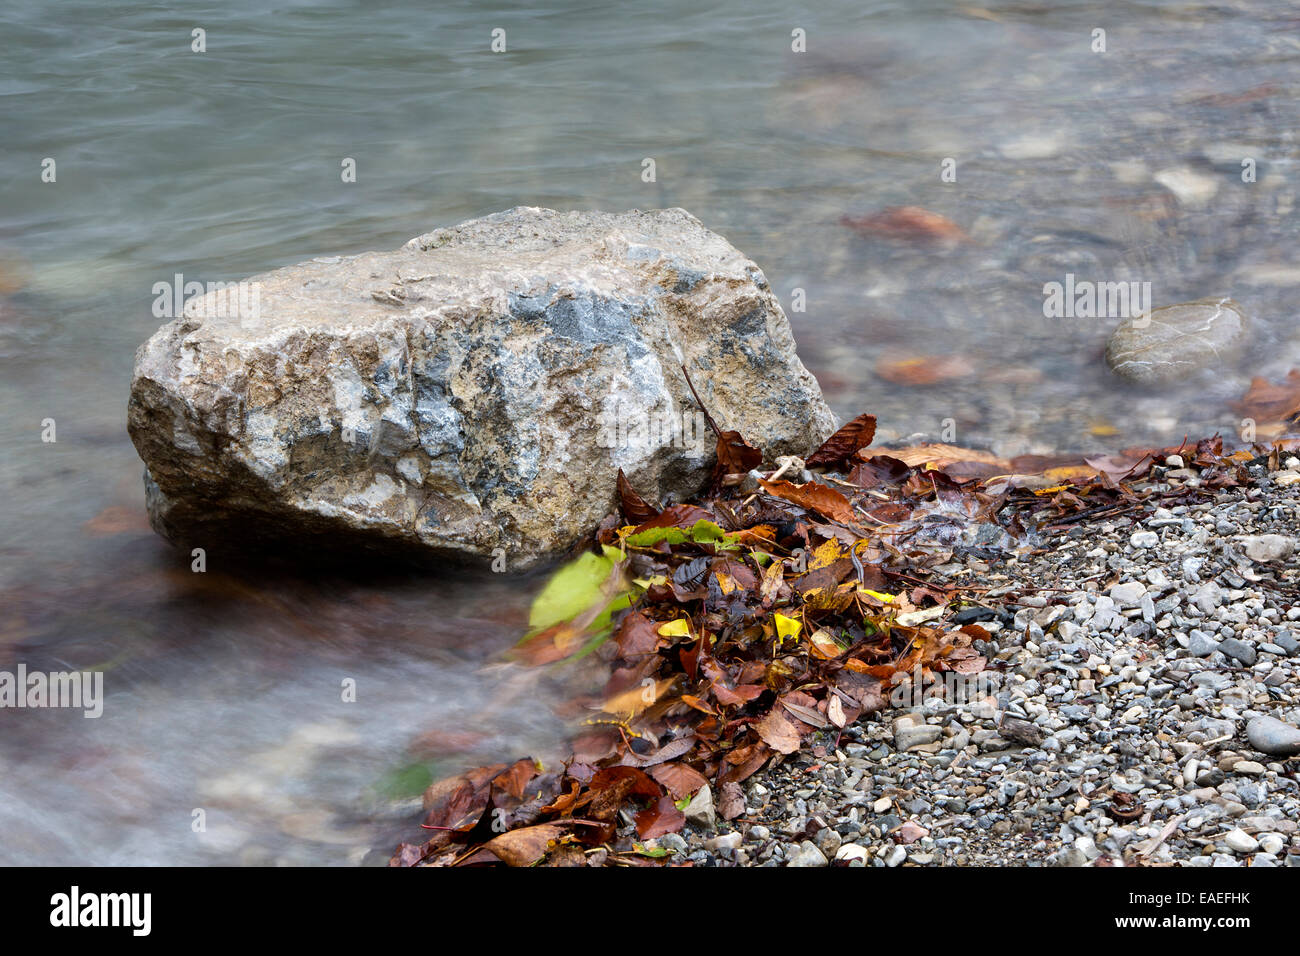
left=841, top=206, right=968, bottom=243
left=1083, top=452, right=1153, bottom=482
left=877, top=444, right=1010, bottom=471
left=710, top=682, right=765, bottom=707
left=754, top=708, right=803, bottom=754
left=491, top=758, right=540, bottom=802
left=482, top=823, right=565, bottom=867
left=875, top=354, right=974, bottom=386
left=82, top=505, right=151, bottom=537
left=718, top=782, right=746, bottom=821
left=635, top=794, right=687, bottom=839
left=421, top=764, right=504, bottom=831
left=846, top=454, right=911, bottom=488
left=588, top=765, right=662, bottom=802
left=616, top=469, right=660, bottom=524
left=631, top=503, right=715, bottom=534
left=758, top=478, right=856, bottom=524
left=806, top=413, right=877, bottom=469
left=619, top=735, right=698, bottom=769
left=1231, top=370, right=1300, bottom=424
left=648, top=762, right=709, bottom=800
left=614, top=611, right=664, bottom=659
left=780, top=696, right=830, bottom=729
left=721, top=743, right=772, bottom=785
left=713, top=429, right=763, bottom=489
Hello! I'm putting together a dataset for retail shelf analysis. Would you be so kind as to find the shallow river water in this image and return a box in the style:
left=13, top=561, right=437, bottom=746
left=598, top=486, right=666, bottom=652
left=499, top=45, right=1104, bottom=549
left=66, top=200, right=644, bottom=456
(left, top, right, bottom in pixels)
left=1, top=0, right=1297, bottom=863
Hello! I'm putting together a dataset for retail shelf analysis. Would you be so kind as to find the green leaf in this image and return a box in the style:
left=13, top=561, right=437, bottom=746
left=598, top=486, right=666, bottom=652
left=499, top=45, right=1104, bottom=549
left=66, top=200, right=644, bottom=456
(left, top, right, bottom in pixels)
left=626, top=519, right=728, bottom=548
left=632, top=842, right=671, bottom=858
left=528, top=550, right=615, bottom=631
left=374, top=762, right=435, bottom=800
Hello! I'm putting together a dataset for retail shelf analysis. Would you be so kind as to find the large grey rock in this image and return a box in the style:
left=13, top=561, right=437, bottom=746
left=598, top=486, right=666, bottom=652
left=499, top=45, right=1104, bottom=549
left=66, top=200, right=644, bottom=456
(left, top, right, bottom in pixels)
left=1246, top=715, right=1300, bottom=756
left=1241, top=534, right=1295, bottom=563
left=1105, top=297, right=1248, bottom=384
left=128, top=207, right=835, bottom=568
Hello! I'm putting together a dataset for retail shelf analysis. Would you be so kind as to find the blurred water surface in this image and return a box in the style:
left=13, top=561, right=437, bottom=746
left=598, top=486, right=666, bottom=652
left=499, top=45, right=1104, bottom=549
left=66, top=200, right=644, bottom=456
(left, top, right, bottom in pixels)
left=0, top=0, right=1297, bottom=863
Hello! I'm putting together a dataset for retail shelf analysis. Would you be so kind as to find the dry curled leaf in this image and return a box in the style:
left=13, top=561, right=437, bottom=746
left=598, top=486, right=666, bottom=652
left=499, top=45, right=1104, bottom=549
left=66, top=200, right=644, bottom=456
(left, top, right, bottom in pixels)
left=754, top=708, right=802, bottom=754
left=616, top=469, right=660, bottom=524
left=482, top=824, right=565, bottom=867
left=806, top=413, right=877, bottom=468
left=758, top=478, right=856, bottom=524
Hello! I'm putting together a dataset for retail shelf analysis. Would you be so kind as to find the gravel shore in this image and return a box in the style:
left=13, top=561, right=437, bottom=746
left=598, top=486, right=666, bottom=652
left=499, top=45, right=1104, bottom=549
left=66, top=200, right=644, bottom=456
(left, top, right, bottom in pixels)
left=660, top=453, right=1300, bottom=866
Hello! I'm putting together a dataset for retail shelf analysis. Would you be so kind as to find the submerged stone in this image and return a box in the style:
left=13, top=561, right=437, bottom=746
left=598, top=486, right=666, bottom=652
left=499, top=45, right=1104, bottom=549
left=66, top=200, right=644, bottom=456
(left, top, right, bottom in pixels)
left=1105, top=297, right=1248, bottom=385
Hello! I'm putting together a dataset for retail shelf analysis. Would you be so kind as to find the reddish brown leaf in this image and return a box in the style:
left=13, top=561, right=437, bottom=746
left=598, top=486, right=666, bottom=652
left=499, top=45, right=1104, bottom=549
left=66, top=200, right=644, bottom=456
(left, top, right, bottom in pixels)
left=806, top=413, right=877, bottom=469
left=754, top=708, right=802, bottom=754
left=631, top=503, right=715, bottom=534
left=482, top=823, right=565, bottom=867
left=841, top=206, right=968, bottom=243
left=491, top=758, right=540, bottom=802
left=718, top=782, right=746, bottom=821
left=875, top=354, right=974, bottom=386
left=648, top=762, right=709, bottom=800
left=710, top=682, right=766, bottom=707
left=720, top=744, right=771, bottom=784
left=614, top=611, right=664, bottom=659
left=588, top=766, right=662, bottom=801
left=846, top=455, right=912, bottom=488
left=540, top=778, right=581, bottom=815
left=421, top=764, right=504, bottom=831
left=635, top=794, right=687, bottom=839
left=758, top=478, right=856, bottom=524
left=616, top=469, right=660, bottom=523
left=713, top=430, right=764, bottom=490
left=1231, top=370, right=1300, bottom=424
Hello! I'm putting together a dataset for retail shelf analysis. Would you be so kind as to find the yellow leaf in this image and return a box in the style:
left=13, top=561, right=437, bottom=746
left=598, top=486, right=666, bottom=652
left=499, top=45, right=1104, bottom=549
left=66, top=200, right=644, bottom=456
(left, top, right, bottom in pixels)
left=1031, top=484, right=1071, bottom=496
left=808, top=539, right=846, bottom=571
left=774, top=612, right=803, bottom=643
left=1043, top=465, right=1098, bottom=483
left=657, top=619, right=692, bottom=638
left=859, top=589, right=896, bottom=604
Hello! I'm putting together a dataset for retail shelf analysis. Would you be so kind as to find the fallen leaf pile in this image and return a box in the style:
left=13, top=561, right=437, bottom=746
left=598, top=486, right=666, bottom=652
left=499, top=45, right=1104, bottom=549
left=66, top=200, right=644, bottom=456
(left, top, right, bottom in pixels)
left=392, top=381, right=1272, bottom=867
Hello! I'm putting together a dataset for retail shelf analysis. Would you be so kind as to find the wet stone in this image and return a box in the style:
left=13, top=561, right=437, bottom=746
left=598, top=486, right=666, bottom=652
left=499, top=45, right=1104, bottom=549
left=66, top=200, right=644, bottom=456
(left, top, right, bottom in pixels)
left=1105, top=298, right=1249, bottom=385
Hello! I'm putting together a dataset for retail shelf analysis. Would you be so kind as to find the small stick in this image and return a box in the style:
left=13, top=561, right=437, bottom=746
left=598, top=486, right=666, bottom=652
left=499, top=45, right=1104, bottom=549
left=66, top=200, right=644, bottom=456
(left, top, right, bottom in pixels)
left=680, top=365, right=722, bottom=438
left=741, top=455, right=802, bottom=508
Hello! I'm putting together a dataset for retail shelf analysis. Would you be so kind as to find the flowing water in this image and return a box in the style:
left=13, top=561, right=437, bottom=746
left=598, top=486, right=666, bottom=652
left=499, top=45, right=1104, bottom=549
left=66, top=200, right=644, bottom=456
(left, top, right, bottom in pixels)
left=1, top=0, right=1297, bottom=864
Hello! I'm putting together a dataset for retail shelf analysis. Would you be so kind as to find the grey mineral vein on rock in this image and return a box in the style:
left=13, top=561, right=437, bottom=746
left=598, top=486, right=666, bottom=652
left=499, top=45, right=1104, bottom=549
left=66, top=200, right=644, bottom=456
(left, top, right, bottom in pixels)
left=127, top=206, right=836, bottom=569
left=1105, top=297, right=1248, bottom=385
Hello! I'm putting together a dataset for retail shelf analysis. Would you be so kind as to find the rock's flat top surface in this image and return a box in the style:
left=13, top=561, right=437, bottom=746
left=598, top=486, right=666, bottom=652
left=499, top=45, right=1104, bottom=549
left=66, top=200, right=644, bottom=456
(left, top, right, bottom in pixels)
left=128, top=207, right=835, bottom=568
